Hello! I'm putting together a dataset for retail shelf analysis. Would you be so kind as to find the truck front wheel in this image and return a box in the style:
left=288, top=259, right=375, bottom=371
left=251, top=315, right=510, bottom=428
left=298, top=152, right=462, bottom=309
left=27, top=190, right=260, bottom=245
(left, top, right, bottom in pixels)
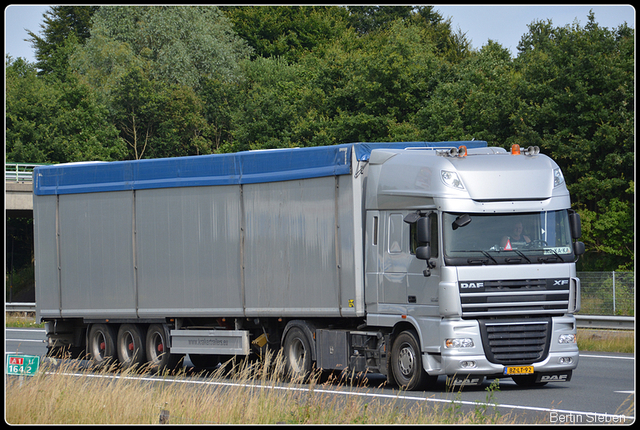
left=88, top=324, right=117, bottom=366
left=390, top=330, right=434, bottom=391
left=283, top=327, right=313, bottom=381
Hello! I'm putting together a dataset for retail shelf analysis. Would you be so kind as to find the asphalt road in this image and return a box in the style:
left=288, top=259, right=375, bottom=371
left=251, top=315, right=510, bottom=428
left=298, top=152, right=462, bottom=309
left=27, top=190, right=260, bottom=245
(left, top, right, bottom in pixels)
left=6, top=327, right=635, bottom=423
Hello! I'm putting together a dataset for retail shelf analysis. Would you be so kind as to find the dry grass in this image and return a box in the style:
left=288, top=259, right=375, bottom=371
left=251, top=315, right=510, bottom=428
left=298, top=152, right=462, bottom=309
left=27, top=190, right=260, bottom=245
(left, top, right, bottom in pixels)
left=577, top=329, right=635, bottom=354
left=6, top=352, right=511, bottom=425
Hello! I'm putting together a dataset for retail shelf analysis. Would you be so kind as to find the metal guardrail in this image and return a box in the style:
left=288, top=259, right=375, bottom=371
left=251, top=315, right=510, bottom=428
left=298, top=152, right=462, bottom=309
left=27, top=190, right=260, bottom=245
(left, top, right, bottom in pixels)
left=5, top=163, right=43, bottom=182
left=575, top=315, right=635, bottom=330
left=5, top=302, right=36, bottom=313
left=5, top=302, right=635, bottom=330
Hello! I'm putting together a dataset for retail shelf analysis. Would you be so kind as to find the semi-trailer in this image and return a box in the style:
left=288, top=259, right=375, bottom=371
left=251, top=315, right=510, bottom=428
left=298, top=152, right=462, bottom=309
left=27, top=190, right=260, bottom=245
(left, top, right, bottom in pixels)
left=34, top=141, right=583, bottom=389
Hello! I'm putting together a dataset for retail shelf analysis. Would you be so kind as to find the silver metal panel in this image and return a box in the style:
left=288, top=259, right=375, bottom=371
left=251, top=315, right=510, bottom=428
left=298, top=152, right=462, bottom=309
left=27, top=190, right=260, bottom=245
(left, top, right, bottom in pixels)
left=57, top=192, right=136, bottom=318
left=243, top=177, right=343, bottom=316
left=135, top=186, right=244, bottom=317
left=365, top=149, right=570, bottom=212
left=33, top=195, right=60, bottom=319
left=336, top=174, right=358, bottom=316
left=316, top=329, right=349, bottom=370
left=170, top=329, right=250, bottom=355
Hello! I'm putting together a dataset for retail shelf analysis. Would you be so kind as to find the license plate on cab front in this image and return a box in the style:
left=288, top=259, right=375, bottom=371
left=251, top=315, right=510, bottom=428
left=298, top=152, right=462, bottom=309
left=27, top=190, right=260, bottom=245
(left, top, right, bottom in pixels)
left=504, top=365, right=534, bottom=375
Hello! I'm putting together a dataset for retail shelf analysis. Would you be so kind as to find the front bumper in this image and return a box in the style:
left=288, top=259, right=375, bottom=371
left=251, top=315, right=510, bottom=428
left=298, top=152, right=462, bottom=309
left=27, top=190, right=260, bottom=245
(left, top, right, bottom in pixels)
left=425, top=315, right=579, bottom=379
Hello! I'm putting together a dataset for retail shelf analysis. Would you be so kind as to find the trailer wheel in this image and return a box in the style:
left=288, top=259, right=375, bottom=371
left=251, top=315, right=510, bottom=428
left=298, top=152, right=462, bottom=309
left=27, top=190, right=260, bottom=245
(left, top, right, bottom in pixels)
left=117, top=324, right=147, bottom=369
left=390, top=330, right=433, bottom=391
left=88, top=324, right=118, bottom=366
left=146, top=324, right=182, bottom=373
left=283, top=327, right=313, bottom=381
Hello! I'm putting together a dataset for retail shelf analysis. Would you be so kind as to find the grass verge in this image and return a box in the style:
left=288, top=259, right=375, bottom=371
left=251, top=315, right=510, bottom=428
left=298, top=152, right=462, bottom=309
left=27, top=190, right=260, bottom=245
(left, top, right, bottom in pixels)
left=6, top=353, right=512, bottom=425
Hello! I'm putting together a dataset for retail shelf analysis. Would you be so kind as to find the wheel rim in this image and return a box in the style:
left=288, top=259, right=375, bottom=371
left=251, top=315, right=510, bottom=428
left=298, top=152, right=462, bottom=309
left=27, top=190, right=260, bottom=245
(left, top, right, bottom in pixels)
left=121, top=331, right=135, bottom=361
left=94, top=331, right=107, bottom=359
left=288, top=338, right=306, bottom=374
left=398, top=343, right=415, bottom=377
left=149, top=332, right=165, bottom=363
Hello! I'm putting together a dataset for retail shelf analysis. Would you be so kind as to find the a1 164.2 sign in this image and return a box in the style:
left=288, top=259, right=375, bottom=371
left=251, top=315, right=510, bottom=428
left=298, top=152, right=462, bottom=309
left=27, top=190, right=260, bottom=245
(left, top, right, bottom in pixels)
left=7, top=355, right=40, bottom=376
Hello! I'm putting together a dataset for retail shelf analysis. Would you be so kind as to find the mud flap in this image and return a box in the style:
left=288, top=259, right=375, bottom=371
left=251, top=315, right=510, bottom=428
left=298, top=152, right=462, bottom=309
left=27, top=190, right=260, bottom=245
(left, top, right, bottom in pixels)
left=535, top=370, right=572, bottom=383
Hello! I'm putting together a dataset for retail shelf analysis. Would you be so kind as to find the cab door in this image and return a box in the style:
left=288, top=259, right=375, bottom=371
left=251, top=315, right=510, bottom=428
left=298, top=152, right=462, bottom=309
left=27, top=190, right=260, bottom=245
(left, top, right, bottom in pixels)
left=406, top=212, right=440, bottom=316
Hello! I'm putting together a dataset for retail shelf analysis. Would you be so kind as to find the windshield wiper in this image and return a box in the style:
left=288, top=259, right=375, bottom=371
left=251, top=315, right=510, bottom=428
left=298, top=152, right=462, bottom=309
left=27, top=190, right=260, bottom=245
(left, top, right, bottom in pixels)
left=537, top=248, right=563, bottom=263
left=507, top=249, right=531, bottom=264
left=480, top=250, right=498, bottom=265
left=464, top=250, right=498, bottom=265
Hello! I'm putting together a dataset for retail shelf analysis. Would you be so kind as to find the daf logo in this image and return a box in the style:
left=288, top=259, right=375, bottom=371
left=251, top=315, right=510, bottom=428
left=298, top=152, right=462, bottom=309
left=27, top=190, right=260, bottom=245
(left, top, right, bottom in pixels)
left=553, top=279, right=570, bottom=286
left=460, top=282, right=484, bottom=289
left=541, top=374, right=569, bottom=382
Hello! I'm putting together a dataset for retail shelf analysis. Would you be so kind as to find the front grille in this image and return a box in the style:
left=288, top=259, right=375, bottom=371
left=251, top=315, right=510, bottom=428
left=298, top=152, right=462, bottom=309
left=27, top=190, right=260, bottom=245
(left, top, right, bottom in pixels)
left=459, top=278, right=570, bottom=318
left=479, top=318, right=551, bottom=365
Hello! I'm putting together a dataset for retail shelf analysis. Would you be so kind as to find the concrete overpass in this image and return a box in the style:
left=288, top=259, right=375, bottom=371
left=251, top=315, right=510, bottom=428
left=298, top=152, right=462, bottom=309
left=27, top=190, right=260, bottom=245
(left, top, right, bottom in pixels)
left=6, top=181, right=33, bottom=217
left=6, top=163, right=38, bottom=218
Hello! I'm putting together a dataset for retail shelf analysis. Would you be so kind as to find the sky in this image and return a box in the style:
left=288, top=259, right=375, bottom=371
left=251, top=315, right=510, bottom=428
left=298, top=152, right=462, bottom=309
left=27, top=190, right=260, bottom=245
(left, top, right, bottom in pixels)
left=3, top=4, right=636, bottom=63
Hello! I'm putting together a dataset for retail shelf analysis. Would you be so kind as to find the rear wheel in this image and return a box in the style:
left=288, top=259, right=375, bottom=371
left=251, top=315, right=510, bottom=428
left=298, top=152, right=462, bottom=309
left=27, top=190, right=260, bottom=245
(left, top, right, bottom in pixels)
left=145, top=324, right=182, bottom=373
left=390, top=330, right=435, bottom=391
left=88, top=324, right=118, bottom=366
left=117, top=324, right=147, bottom=369
left=283, top=327, right=313, bottom=381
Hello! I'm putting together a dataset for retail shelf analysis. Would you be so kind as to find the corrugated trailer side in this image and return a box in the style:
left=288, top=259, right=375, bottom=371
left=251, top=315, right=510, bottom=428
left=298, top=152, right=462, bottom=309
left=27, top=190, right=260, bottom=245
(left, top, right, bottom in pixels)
left=34, top=145, right=363, bottom=321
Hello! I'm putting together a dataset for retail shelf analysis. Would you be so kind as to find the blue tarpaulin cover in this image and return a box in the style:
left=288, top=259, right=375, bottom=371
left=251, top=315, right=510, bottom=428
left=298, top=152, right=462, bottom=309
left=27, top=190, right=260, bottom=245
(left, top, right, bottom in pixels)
left=33, top=141, right=486, bottom=195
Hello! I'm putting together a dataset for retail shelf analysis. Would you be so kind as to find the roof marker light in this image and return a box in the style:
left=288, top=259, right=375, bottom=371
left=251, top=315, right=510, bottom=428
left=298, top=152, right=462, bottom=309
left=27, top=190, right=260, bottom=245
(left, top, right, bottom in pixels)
left=511, top=144, right=521, bottom=155
left=458, top=145, right=467, bottom=157
left=524, top=146, right=540, bottom=156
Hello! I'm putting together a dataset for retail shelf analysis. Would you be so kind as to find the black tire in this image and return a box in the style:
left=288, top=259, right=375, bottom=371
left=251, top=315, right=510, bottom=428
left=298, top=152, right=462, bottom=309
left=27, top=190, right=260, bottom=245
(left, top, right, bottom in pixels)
left=117, top=324, right=147, bottom=369
left=390, top=330, right=434, bottom=391
left=88, top=324, right=118, bottom=366
left=145, top=324, right=182, bottom=373
left=283, top=327, right=313, bottom=381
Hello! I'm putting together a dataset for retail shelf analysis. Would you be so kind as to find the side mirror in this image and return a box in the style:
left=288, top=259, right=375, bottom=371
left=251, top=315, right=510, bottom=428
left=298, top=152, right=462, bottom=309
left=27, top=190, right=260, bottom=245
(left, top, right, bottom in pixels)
left=569, top=211, right=582, bottom=239
left=416, top=245, right=431, bottom=261
left=416, top=216, right=431, bottom=244
left=452, top=214, right=471, bottom=230
left=573, top=241, right=585, bottom=256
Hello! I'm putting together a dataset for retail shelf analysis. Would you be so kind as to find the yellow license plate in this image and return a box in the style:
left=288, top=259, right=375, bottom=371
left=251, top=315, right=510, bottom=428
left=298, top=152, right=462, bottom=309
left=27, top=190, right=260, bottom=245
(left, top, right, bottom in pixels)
left=504, top=366, right=534, bottom=375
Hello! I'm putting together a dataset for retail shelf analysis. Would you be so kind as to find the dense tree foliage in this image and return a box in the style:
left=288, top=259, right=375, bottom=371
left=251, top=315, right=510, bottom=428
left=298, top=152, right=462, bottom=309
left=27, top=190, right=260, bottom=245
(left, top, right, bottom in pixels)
left=5, top=6, right=634, bottom=271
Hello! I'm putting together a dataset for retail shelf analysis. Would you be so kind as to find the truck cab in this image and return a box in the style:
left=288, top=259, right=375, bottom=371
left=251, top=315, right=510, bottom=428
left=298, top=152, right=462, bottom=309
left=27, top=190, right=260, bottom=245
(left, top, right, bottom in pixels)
left=363, top=145, right=583, bottom=388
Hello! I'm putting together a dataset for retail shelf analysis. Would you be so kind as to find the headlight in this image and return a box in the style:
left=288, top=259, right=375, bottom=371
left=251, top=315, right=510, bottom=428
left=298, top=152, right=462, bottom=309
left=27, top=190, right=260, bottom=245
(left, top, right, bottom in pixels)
left=441, top=170, right=465, bottom=190
left=445, top=338, right=474, bottom=348
left=558, top=334, right=576, bottom=344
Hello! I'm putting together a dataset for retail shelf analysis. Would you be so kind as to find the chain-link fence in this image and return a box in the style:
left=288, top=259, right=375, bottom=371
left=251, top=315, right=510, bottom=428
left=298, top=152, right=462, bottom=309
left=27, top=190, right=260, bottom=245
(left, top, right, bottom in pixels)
left=578, top=271, right=634, bottom=316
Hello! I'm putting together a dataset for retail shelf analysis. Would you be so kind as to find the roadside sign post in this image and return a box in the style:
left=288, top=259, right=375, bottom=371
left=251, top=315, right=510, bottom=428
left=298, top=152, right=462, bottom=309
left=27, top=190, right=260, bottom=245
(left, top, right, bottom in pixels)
left=7, top=354, right=40, bottom=376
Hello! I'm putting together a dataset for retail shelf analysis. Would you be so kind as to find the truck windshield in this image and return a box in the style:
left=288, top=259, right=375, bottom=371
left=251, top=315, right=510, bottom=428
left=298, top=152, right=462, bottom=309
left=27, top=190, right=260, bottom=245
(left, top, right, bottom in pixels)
left=443, top=210, right=575, bottom=265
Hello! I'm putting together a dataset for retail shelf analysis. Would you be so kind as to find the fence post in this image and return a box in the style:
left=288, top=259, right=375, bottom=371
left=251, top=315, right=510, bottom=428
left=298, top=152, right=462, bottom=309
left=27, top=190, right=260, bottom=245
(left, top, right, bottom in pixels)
left=612, top=271, right=616, bottom=315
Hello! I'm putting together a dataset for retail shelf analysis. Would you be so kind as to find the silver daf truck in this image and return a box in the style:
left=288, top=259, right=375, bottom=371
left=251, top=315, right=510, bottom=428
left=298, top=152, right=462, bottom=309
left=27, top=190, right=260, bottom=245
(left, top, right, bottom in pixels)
left=34, top=141, right=584, bottom=390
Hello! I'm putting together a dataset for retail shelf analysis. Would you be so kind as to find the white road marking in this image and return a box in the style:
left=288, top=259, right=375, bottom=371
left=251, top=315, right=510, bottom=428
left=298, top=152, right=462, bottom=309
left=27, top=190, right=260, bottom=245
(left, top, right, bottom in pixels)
left=580, top=353, right=634, bottom=360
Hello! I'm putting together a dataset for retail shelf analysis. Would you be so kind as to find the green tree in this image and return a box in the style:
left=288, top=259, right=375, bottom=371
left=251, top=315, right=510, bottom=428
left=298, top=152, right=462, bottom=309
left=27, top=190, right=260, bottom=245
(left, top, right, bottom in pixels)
left=83, top=6, right=252, bottom=89
left=346, top=5, right=415, bottom=34
left=26, top=6, right=98, bottom=76
left=308, top=19, right=445, bottom=143
left=413, top=40, right=520, bottom=144
left=221, top=6, right=349, bottom=62
left=5, top=56, right=125, bottom=163
left=514, top=12, right=634, bottom=270
left=110, top=67, right=212, bottom=159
